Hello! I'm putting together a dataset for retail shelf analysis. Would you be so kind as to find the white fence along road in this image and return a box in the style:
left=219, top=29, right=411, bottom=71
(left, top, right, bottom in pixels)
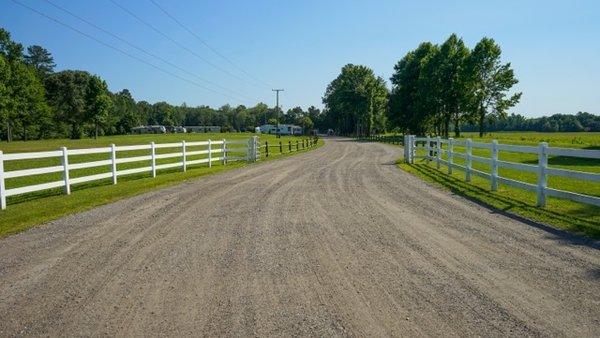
left=0, top=137, right=259, bottom=210
left=404, top=135, right=600, bottom=208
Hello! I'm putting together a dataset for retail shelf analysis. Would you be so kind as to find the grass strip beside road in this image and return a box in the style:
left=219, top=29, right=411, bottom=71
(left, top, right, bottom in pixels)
left=0, top=135, right=322, bottom=238
left=398, top=159, right=600, bottom=239
left=372, top=131, right=600, bottom=238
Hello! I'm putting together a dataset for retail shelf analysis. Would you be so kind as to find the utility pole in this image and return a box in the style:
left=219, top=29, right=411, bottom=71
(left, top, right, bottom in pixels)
left=272, top=89, right=284, bottom=137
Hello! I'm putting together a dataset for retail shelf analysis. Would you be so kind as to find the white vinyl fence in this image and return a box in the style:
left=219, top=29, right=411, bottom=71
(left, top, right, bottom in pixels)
left=0, top=136, right=259, bottom=210
left=403, top=135, right=600, bottom=208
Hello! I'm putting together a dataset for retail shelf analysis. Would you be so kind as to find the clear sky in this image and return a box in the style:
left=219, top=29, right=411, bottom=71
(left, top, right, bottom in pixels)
left=2, top=0, right=599, bottom=117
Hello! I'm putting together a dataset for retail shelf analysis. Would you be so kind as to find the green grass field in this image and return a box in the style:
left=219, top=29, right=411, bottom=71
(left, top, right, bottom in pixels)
left=399, top=132, right=600, bottom=238
left=0, top=132, right=321, bottom=237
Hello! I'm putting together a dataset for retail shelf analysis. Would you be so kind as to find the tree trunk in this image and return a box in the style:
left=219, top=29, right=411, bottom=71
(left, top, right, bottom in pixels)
left=95, top=122, right=99, bottom=139
left=6, top=120, right=12, bottom=142
left=454, top=118, right=460, bottom=137
left=478, top=113, right=485, bottom=138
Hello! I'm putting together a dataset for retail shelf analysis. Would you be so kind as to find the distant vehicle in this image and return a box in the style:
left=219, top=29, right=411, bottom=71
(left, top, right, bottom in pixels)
left=172, top=126, right=186, bottom=133
left=327, top=129, right=335, bottom=136
left=131, top=125, right=166, bottom=134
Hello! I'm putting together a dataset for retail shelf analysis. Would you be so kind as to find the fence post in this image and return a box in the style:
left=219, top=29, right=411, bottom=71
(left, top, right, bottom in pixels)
left=61, top=147, right=71, bottom=195
left=279, top=141, right=283, bottom=153
left=246, top=137, right=254, bottom=162
left=448, top=138, right=453, bottom=174
left=288, top=141, right=291, bottom=152
left=537, top=142, right=548, bottom=207
left=491, top=140, right=498, bottom=191
left=253, top=136, right=259, bottom=161
left=222, top=139, right=227, bottom=164
left=425, top=136, right=430, bottom=161
left=436, top=136, right=441, bottom=169
left=110, top=144, right=117, bottom=185
left=150, top=142, right=156, bottom=178
left=0, top=151, right=6, bottom=210
left=265, top=140, right=269, bottom=157
left=296, top=140, right=299, bottom=151
left=181, top=140, right=187, bottom=172
left=404, top=135, right=408, bottom=162
left=466, top=138, right=472, bottom=182
left=208, top=139, right=212, bottom=167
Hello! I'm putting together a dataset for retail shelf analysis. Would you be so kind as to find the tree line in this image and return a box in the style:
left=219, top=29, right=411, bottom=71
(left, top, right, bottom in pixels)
left=322, top=34, right=525, bottom=137
left=461, top=111, right=600, bottom=133
left=0, top=28, right=323, bottom=141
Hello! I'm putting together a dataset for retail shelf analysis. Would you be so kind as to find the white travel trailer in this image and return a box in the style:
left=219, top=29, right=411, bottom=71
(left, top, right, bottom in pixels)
left=258, top=124, right=302, bottom=135
left=131, top=125, right=167, bottom=134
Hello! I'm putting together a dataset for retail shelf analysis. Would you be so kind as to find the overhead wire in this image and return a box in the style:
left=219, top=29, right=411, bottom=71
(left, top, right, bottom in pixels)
left=148, top=0, right=272, bottom=89
left=10, top=0, right=249, bottom=103
left=42, top=0, right=252, bottom=101
left=108, top=0, right=255, bottom=86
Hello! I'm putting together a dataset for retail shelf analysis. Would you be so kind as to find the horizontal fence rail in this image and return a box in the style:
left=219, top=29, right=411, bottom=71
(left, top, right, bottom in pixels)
left=403, top=135, right=600, bottom=208
left=256, top=137, right=319, bottom=158
left=0, top=137, right=260, bottom=210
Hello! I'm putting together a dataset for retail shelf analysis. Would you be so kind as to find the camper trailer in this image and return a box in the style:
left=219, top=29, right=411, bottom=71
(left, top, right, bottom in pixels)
left=131, top=125, right=167, bottom=134
left=167, top=126, right=186, bottom=133
left=258, top=124, right=302, bottom=135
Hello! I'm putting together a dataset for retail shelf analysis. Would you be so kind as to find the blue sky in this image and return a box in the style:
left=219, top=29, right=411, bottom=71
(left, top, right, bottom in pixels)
left=2, top=0, right=599, bottom=117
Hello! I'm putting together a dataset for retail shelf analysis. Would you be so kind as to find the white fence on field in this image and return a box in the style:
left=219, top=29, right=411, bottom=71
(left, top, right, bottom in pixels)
left=0, top=136, right=260, bottom=210
left=403, top=135, right=600, bottom=208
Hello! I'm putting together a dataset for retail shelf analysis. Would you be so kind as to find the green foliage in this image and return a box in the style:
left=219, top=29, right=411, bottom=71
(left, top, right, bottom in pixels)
left=322, top=64, right=388, bottom=135
left=464, top=37, right=522, bottom=137
left=24, top=45, right=55, bottom=77
left=388, top=34, right=521, bottom=137
left=461, top=112, right=600, bottom=133
left=0, top=27, right=321, bottom=142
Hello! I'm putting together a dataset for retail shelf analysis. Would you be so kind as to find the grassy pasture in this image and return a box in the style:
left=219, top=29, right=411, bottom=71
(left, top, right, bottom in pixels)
left=399, top=132, right=600, bottom=238
left=0, top=132, right=321, bottom=237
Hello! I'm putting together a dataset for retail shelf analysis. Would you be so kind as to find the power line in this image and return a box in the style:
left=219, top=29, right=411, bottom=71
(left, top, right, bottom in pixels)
left=42, top=0, right=251, bottom=101
left=148, top=0, right=272, bottom=89
left=10, top=0, right=248, bottom=103
left=108, top=0, right=254, bottom=87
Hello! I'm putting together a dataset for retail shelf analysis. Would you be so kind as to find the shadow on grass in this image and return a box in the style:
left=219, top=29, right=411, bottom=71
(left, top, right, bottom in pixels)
left=523, top=155, right=600, bottom=167
left=408, top=163, right=600, bottom=247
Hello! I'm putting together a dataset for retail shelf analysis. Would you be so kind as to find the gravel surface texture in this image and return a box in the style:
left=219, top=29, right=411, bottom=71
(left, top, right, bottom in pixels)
left=0, top=137, right=599, bottom=337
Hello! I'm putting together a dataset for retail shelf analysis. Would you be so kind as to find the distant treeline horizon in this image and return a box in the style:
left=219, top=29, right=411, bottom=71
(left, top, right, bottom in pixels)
left=0, top=27, right=323, bottom=142
left=459, top=112, right=600, bottom=133
left=2, top=26, right=598, bottom=144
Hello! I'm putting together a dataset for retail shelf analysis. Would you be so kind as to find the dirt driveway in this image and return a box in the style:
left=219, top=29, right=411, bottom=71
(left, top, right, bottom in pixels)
left=0, top=137, right=598, bottom=337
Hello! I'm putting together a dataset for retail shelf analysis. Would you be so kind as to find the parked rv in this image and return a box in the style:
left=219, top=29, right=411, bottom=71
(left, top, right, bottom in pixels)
left=258, top=124, right=302, bottom=135
left=166, top=126, right=186, bottom=133
left=131, top=125, right=167, bottom=134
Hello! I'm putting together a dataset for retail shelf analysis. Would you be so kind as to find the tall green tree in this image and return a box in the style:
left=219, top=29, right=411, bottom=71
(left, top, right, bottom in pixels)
left=389, top=42, right=438, bottom=135
left=323, top=64, right=388, bottom=136
left=24, top=45, right=55, bottom=77
left=464, top=38, right=521, bottom=137
left=0, top=29, right=48, bottom=141
left=437, top=34, right=470, bottom=137
left=45, top=70, right=91, bottom=139
left=86, top=75, right=112, bottom=139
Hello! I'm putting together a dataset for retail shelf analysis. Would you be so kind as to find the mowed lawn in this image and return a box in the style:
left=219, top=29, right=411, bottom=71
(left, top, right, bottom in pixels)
left=399, top=132, right=600, bottom=238
left=0, top=132, right=320, bottom=237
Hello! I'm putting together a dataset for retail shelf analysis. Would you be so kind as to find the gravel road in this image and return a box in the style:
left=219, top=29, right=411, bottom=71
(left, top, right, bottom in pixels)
left=1, top=137, right=599, bottom=337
